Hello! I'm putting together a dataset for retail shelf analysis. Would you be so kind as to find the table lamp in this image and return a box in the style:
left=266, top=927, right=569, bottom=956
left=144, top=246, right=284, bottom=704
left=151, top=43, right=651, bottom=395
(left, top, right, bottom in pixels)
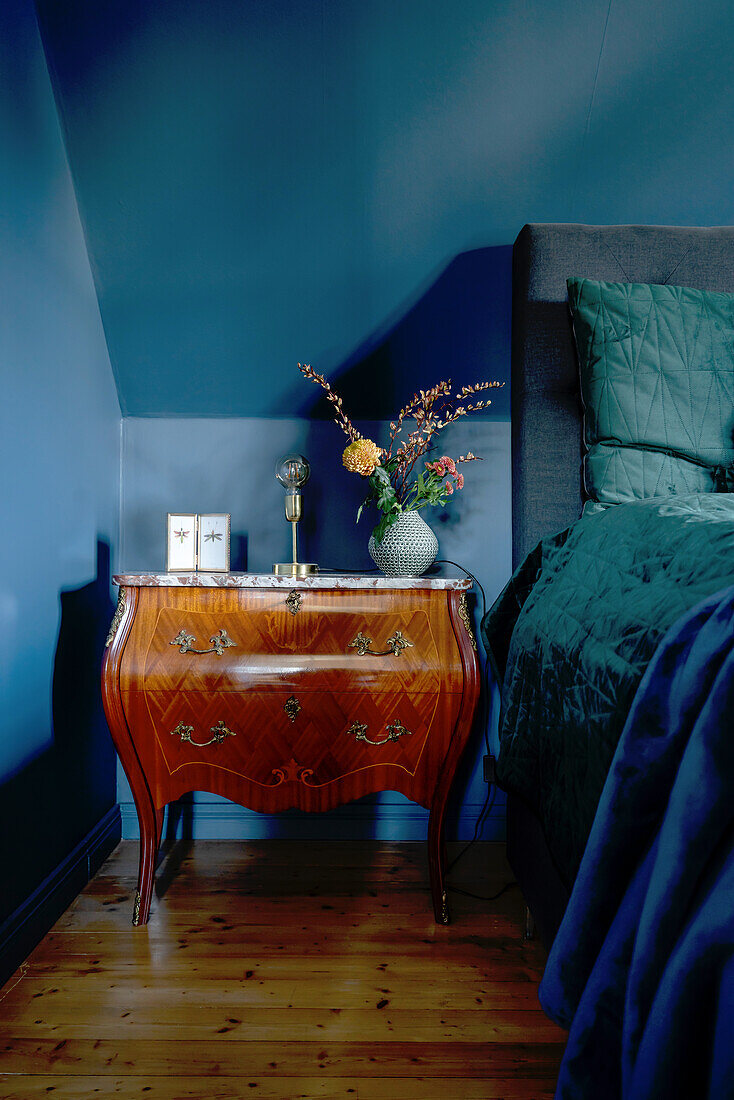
left=273, top=453, right=319, bottom=577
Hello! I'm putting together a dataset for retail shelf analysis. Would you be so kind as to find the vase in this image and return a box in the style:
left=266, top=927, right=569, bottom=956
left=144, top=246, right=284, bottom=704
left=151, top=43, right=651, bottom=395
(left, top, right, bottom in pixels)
left=368, top=511, right=439, bottom=577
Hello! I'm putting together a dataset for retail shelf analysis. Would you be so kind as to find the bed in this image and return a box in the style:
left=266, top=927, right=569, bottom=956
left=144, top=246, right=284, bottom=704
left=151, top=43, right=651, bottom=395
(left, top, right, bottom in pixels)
left=482, top=224, right=734, bottom=1098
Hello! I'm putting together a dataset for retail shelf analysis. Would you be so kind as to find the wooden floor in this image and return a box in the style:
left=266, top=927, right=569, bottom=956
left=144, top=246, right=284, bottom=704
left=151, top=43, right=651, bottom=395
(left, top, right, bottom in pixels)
left=0, top=840, right=565, bottom=1098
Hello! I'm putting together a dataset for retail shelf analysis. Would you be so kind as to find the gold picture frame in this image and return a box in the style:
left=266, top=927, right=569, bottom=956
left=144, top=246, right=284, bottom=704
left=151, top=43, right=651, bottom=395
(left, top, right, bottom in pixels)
left=197, top=513, right=231, bottom=572
left=166, top=513, right=198, bottom=572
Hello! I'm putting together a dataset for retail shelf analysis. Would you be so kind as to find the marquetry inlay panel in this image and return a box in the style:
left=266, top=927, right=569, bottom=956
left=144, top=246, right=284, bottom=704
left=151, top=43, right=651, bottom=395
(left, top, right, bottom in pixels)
left=102, top=574, right=479, bottom=927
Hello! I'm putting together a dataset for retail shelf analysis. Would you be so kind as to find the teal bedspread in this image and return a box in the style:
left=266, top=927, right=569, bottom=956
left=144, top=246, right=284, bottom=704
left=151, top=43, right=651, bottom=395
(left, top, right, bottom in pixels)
left=482, top=494, right=734, bottom=888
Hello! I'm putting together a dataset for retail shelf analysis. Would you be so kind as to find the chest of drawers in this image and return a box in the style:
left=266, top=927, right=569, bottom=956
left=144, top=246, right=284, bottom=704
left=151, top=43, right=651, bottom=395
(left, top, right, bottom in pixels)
left=102, top=573, right=479, bottom=926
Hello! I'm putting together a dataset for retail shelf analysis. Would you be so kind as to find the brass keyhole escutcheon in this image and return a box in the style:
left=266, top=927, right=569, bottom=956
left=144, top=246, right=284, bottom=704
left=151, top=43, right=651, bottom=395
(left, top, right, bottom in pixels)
left=285, top=590, right=302, bottom=615
left=284, top=696, right=301, bottom=722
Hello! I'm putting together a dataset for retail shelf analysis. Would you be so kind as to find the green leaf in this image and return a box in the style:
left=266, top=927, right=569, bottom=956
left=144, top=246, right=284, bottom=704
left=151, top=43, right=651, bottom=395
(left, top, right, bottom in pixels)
left=371, top=510, right=401, bottom=546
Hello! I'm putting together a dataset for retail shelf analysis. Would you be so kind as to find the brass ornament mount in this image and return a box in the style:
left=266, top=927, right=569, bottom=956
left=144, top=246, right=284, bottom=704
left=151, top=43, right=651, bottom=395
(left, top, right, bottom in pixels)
left=105, top=589, right=126, bottom=648
left=170, top=628, right=236, bottom=656
left=284, top=695, right=301, bottom=722
left=285, top=590, right=302, bottom=615
left=349, top=719, right=412, bottom=746
left=348, top=630, right=414, bottom=657
left=458, top=593, right=477, bottom=652
left=171, top=719, right=236, bottom=747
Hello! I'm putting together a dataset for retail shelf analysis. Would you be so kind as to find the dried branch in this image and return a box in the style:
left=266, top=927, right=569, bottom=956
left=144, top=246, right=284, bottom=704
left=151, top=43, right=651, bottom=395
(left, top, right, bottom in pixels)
left=298, top=363, right=361, bottom=442
left=298, top=363, right=503, bottom=508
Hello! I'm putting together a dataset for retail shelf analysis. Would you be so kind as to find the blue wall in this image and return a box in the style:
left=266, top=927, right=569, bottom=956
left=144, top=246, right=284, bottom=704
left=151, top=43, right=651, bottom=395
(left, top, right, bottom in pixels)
left=20, top=0, right=734, bottom=844
left=35, top=0, right=734, bottom=419
left=0, top=0, right=120, bottom=926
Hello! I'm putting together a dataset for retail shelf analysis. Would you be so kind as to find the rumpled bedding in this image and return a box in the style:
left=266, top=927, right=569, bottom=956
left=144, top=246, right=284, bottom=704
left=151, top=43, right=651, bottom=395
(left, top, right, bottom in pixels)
left=539, top=584, right=734, bottom=1100
left=482, top=493, right=734, bottom=887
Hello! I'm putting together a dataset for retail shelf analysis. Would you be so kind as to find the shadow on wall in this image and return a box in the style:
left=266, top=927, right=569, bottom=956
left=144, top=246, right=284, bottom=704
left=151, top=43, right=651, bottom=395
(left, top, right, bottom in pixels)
left=231, top=533, right=248, bottom=571
left=289, top=247, right=511, bottom=836
left=290, top=245, right=513, bottom=421
left=292, top=244, right=513, bottom=572
left=117, top=246, right=512, bottom=843
left=0, top=540, right=117, bottom=926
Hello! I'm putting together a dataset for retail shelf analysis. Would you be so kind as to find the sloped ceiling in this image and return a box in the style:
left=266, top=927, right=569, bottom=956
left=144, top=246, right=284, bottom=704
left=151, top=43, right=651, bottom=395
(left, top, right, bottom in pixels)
left=35, top=0, right=734, bottom=417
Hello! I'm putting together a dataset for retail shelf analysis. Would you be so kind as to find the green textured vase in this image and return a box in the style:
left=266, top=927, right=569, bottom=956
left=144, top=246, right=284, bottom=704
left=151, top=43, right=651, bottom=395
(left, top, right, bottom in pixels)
left=368, top=512, right=439, bottom=577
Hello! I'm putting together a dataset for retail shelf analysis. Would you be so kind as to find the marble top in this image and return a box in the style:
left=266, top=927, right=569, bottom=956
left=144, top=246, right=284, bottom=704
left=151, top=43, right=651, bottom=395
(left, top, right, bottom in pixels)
left=112, top=572, right=472, bottom=590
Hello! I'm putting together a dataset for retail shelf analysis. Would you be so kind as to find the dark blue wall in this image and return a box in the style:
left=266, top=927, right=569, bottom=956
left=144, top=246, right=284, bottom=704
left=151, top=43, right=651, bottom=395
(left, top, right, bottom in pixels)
left=20, top=0, right=734, bottom=844
left=0, top=0, right=120, bottom=926
left=34, top=0, right=734, bottom=418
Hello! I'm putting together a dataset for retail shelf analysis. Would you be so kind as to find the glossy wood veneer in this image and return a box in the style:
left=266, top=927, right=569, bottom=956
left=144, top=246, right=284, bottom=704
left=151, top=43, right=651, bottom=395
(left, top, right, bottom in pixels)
left=102, top=578, right=480, bottom=927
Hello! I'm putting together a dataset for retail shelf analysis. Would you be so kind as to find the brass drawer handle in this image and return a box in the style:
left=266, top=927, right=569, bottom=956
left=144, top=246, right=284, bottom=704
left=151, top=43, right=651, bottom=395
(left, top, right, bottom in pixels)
left=349, top=720, right=412, bottom=746
left=170, top=628, right=236, bottom=655
left=348, top=630, right=413, bottom=657
left=171, top=720, right=236, bottom=747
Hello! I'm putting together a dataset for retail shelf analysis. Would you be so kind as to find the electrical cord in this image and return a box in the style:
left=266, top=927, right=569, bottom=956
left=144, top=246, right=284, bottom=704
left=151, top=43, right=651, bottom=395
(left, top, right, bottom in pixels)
left=321, top=556, right=508, bottom=894
left=446, top=781, right=517, bottom=902
left=318, top=566, right=381, bottom=573
left=434, top=558, right=490, bottom=754
left=449, top=881, right=517, bottom=903
left=431, top=559, right=515, bottom=897
left=447, top=781, right=495, bottom=874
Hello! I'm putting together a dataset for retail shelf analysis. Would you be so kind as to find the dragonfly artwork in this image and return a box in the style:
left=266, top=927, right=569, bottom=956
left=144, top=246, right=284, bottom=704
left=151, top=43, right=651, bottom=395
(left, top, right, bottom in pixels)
left=196, top=514, right=230, bottom=571
left=167, top=515, right=198, bottom=572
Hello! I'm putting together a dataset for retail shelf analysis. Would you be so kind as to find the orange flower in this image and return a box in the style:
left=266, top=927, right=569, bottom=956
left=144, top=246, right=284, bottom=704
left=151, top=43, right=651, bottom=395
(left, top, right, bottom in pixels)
left=342, top=438, right=383, bottom=476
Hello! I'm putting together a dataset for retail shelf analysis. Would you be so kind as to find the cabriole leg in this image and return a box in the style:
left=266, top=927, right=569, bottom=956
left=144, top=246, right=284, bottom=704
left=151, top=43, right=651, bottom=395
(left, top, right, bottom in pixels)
left=155, top=806, right=166, bottom=854
left=428, top=800, right=450, bottom=925
left=132, top=797, right=158, bottom=926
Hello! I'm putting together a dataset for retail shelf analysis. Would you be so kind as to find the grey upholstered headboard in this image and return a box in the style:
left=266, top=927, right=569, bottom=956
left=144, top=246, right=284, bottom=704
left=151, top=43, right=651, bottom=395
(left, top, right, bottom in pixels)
left=511, top=223, right=734, bottom=569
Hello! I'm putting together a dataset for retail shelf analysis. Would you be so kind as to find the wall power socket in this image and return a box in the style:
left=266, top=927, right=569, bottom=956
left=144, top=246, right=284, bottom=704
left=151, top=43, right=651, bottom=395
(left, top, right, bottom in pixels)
left=483, top=754, right=496, bottom=784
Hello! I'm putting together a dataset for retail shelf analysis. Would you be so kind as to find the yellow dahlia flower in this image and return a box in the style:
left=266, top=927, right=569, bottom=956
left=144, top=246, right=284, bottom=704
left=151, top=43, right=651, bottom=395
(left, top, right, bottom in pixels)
left=342, top=438, right=383, bottom=476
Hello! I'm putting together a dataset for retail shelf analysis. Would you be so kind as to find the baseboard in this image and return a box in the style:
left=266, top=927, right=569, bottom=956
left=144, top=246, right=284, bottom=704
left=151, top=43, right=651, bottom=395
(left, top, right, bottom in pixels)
left=0, top=805, right=121, bottom=988
left=120, top=795, right=506, bottom=842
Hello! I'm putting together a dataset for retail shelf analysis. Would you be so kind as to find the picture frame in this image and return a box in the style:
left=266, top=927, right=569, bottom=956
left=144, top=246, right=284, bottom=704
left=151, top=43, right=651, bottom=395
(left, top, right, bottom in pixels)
left=166, top=513, right=198, bottom=572
left=197, top=513, right=231, bottom=572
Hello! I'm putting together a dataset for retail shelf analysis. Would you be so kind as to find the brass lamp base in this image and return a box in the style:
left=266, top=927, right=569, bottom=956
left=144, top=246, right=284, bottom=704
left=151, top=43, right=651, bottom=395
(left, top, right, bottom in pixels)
left=273, top=562, right=319, bottom=577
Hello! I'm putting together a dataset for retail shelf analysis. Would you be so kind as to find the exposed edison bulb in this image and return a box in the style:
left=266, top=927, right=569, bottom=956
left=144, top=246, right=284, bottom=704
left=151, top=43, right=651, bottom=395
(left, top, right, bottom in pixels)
left=272, top=453, right=318, bottom=576
left=275, top=453, right=310, bottom=489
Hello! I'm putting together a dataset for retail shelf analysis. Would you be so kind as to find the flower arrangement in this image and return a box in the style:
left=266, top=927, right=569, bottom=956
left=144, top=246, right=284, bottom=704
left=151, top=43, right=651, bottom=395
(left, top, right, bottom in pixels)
left=298, top=364, right=503, bottom=544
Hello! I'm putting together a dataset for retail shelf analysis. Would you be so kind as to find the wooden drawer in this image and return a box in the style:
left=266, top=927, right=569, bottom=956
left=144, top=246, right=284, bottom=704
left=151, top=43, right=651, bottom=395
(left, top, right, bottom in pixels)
left=121, top=591, right=460, bottom=696
left=124, top=687, right=460, bottom=795
left=104, top=574, right=479, bottom=923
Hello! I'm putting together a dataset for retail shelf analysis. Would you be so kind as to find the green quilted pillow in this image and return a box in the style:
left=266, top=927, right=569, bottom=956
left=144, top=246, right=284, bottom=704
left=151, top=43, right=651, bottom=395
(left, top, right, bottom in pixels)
left=568, top=278, right=734, bottom=509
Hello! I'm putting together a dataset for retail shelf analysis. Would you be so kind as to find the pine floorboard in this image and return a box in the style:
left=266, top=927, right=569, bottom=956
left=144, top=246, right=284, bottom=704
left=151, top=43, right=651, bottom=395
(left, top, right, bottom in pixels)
left=0, top=840, right=565, bottom=1098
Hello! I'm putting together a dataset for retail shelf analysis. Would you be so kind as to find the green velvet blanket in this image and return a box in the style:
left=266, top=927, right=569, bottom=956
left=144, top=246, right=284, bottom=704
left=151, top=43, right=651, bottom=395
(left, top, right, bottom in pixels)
left=482, top=494, right=734, bottom=889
